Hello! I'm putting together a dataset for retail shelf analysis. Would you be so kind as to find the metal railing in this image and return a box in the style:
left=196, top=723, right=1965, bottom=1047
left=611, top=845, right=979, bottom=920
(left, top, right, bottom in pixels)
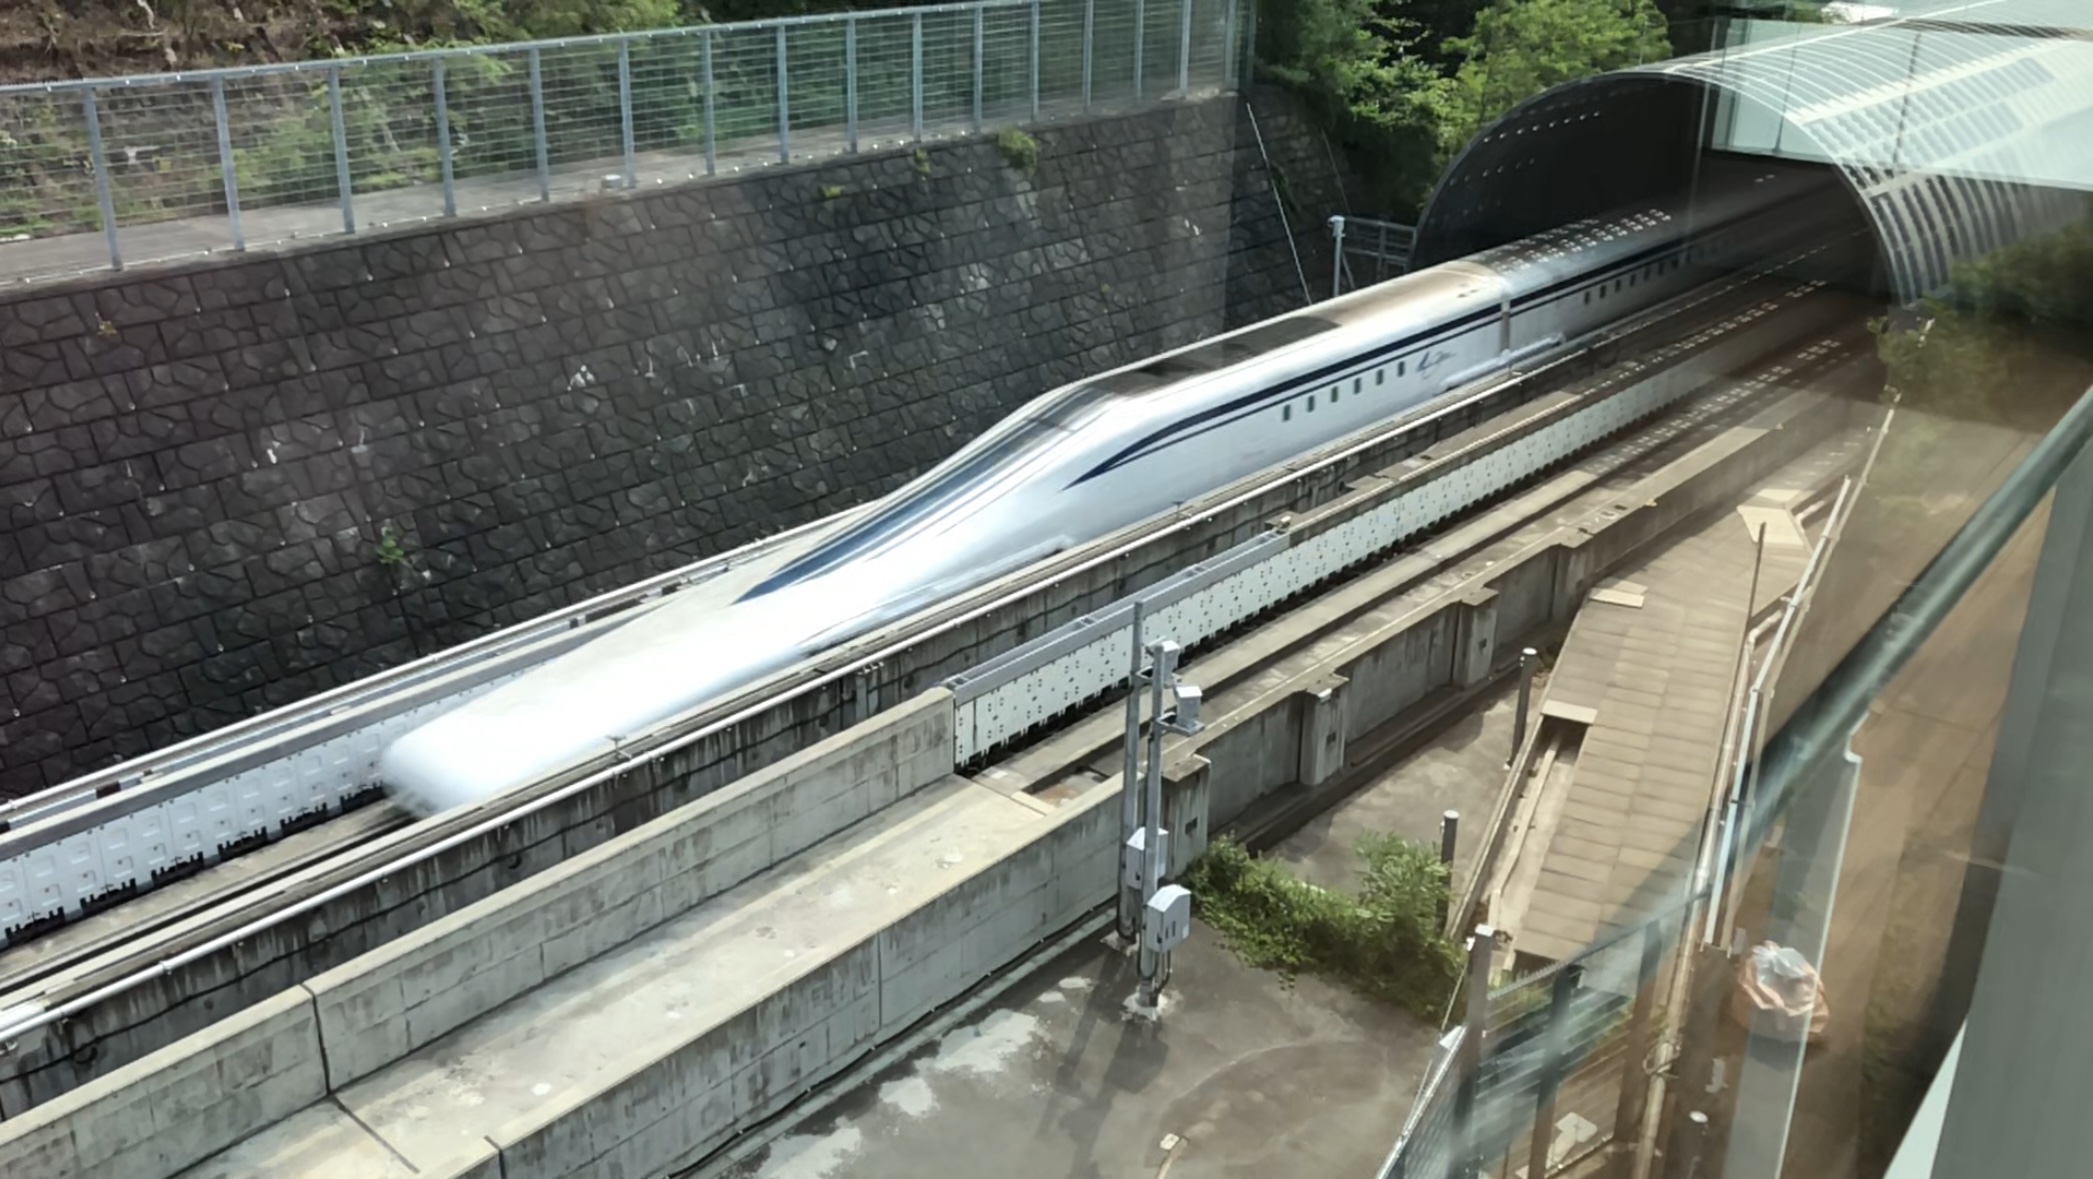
left=0, top=0, right=1249, bottom=284
left=1329, top=213, right=1417, bottom=296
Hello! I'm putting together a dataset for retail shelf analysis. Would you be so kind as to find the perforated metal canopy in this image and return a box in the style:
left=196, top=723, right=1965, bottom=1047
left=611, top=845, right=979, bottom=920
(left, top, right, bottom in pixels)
left=1413, top=1, right=2093, bottom=301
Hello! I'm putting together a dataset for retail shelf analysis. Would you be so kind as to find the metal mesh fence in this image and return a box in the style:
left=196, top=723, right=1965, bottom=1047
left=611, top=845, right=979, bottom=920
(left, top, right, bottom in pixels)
left=0, top=0, right=1247, bottom=283
left=1382, top=919, right=1681, bottom=1179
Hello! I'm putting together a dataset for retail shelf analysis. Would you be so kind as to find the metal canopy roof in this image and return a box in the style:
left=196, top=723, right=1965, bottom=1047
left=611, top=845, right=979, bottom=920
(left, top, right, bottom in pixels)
left=1413, top=3, right=2093, bottom=301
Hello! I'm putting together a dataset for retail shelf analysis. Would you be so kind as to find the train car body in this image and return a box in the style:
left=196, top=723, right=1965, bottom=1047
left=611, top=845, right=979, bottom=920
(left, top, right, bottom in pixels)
left=381, top=169, right=1840, bottom=815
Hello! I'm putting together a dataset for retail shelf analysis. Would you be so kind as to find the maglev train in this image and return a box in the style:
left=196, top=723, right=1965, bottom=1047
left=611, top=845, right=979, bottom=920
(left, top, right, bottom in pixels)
left=381, top=167, right=1840, bottom=814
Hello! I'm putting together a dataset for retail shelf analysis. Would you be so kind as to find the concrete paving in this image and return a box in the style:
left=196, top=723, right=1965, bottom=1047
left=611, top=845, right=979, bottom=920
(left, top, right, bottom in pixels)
left=1491, top=431, right=1865, bottom=964
left=718, top=682, right=1527, bottom=1179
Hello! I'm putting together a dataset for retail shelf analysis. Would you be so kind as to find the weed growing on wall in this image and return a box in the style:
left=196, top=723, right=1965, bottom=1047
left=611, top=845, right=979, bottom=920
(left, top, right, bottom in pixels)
left=995, top=128, right=1038, bottom=177
left=1183, top=833, right=1462, bottom=1018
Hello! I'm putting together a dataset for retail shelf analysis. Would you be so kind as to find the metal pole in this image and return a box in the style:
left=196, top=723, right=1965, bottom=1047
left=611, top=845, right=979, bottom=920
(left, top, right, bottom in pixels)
left=1138, top=639, right=1175, bottom=1006
left=81, top=88, right=123, bottom=271
left=1029, top=0, right=1042, bottom=121
left=972, top=6, right=985, bottom=133
left=528, top=48, right=552, bottom=201
left=1242, top=0, right=1257, bottom=86
left=1119, top=600, right=1147, bottom=943
left=1452, top=925, right=1498, bottom=1179
left=617, top=40, right=637, bottom=190
left=209, top=77, right=244, bottom=252
left=1221, top=0, right=1238, bottom=90
left=433, top=58, right=457, bottom=217
left=1082, top=0, right=1095, bottom=109
left=912, top=14, right=925, bottom=141
left=1530, top=964, right=1584, bottom=1179
left=776, top=24, right=792, bottom=164
left=1328, top=215, right=1346, bottom=298
left=1614, top=919, right=1669, bottom=1177
left=701, top=32, right=718, bottom=176
left=1438, top=810, right=1460, bottom=930
left=327, top=66, right=355, bottom=233
left=1513, top=646, right=1538, bottom=766
left=846, top=18, right=859, bottom=153
left=1134, top=0, right=1146, bottom=100
left=1178, top=0, right=1193, bottom=95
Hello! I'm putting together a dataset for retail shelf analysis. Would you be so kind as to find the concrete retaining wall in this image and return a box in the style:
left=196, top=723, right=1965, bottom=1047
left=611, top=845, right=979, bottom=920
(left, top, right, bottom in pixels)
left=0, top=988, right=322, bottom=1179
left=0, top=95, right=1277, bottom=797
left=484, top=771, right=1118, bottom=1179
left=305, top=689, right=954, bottom=1090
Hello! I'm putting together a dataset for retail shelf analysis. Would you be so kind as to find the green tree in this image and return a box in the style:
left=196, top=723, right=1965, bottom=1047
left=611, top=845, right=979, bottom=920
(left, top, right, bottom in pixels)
left=1254, top=0, right=1461, bottom=216
left=1439, top=0, right=1670, bottom=156
left=1871, top=211, right=2093, bottom=429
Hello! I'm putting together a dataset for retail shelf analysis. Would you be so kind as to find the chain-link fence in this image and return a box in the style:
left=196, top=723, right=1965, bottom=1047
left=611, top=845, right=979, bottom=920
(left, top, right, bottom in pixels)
left=0, top=0, right=1250, bottom=283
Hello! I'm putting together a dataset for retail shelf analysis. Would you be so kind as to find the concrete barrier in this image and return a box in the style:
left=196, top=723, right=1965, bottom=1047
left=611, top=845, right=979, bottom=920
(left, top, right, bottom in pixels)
left=0, top=988, right=323, bottom=1179
left=478, top=780, right=1119, bottom=1179
left=302, top=689, right=954, bottom=1090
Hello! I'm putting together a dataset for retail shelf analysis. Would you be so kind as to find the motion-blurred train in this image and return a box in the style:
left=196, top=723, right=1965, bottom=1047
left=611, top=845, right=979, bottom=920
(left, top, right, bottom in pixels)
left=382, top=167, right=1842, bottom=814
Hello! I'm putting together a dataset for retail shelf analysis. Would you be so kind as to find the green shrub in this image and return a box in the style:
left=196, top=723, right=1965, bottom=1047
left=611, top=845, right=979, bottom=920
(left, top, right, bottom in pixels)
left=1183, top=833, right=1462, bottom=1018
left=995, top=128, right=1038, bottom=177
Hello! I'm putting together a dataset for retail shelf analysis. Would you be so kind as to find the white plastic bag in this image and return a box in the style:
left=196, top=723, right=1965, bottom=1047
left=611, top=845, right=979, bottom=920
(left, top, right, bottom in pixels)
left=1729, top=941, right=1829, bottom=1044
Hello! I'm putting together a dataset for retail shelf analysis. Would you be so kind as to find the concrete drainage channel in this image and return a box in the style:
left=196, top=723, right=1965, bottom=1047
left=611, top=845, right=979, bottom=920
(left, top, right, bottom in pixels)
left=0, top=290, right=1880, bottom=1179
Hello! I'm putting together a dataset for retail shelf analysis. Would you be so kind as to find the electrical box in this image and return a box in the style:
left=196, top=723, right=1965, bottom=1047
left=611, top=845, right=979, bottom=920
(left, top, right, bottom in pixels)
left=1143, top=884, right=1192, bottom=953
left=1170, top=684, right=1203, bottom=732
left=1122, top=828, right=1169, bottom=890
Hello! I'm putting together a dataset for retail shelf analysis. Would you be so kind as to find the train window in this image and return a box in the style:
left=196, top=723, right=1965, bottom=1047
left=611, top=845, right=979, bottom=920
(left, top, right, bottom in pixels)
left=1307, top=394, right=1316, bottom=412
left=1399, top=360, right=1407, bottom=376
left=1583, top=291, right=1591, bottom=305
left=1331, top=385, right=1340, bottom=402
left=1353, top=378, right=1362, bottom=395
left=1376, top=369, right=1385, bottom=386
left=1283, top=404, right=1293, bottom=422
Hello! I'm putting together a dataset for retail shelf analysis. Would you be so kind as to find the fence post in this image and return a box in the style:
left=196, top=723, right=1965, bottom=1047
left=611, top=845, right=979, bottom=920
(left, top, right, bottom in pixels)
left=1134, top=0, right=1147, bottom=99
left=529, top=48, right=552, bottom=201
left=433, top=58, right=457, bottom=217
left=209, top=77, right=244, bottom=252
left=1513, top=647, right=1538, bottom=767
left=1530, top=964, right=1585, bottom=1179
left=1221, top=0, right=1238, bottom=90
left=327, top=66, right=355, bottom=233
left=1452, top=926, right=1498, bottom=1179
left=1243, top=0, right=1257, bottom=87
left=776, top=24, right=792, bottom=164
left=1178, top=0, right=1193, bottom=95
left=1329, top=214, right=1346, bottom=298
left=1082, top=0, right=1095, bottom=110
left=1613, top=919, right=1669, bottom=1178
left=846, top=17, right=860, bottom=152
left=912, top=13, right=926, bottom=141
left=702, top=31, right=718, bottom=176
left=1029, top=0, right=1042, bottom=121
left=81, top=88, right=123, bottom=271
left=617, top=40, right=637, bottom=189
left=1438, top=810, right=1460, bottom=930
left=972, top=6, right=986, bottom=132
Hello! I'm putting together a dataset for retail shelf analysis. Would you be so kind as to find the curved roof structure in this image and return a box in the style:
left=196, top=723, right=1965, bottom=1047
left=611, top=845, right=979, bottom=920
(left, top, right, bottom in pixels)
left=1414, top=4, right=2093, bottom=302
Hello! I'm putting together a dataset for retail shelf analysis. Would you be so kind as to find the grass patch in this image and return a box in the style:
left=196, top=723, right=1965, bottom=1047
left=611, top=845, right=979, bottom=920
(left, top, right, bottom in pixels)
left=1183, top=833, right=1461, bottom=1019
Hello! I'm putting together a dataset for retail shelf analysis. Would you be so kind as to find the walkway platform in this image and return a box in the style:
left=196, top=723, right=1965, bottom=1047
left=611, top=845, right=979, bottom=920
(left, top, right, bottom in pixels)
left=1493, top=437, right=1859, bottom=963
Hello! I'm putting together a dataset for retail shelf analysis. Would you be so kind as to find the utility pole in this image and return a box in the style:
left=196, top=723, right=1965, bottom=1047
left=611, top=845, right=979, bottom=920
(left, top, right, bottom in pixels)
left=1123, top=636, right=1202, bottom=1022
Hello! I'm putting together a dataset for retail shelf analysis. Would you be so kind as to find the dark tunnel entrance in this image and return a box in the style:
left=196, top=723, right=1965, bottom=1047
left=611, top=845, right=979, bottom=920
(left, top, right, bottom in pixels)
left=1413, top=74, right=1889, bottom=303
